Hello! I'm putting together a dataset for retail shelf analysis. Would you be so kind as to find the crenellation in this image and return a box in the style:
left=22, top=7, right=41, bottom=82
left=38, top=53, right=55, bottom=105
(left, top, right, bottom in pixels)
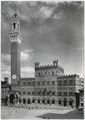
left=35, top=62, right=64, bottom=72
left=57, top=74, right=80, bottom=79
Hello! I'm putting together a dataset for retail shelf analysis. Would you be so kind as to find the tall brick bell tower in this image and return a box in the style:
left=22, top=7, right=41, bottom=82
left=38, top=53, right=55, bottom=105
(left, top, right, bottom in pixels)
left=9, top=12, right=22, bottom=85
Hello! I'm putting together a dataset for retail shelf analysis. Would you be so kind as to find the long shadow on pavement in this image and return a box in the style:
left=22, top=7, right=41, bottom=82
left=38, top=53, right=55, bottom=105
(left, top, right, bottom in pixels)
left=37, top=110, right=84, bottom=119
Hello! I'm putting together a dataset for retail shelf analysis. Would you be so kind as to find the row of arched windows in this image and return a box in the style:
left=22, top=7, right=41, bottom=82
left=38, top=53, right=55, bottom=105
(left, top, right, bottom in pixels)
left=21, top=90, right=56, bottom=96
left=58, top=98, right=74, bottom=106
left=58, top=80, right=75, bottom=86
left=58, top=92, right=74, bottom=96
left=36, top=81, right=55, bottom=86
left=19, top=98, right=56, bottom=104
left=19, top=98, right=74, bottom=106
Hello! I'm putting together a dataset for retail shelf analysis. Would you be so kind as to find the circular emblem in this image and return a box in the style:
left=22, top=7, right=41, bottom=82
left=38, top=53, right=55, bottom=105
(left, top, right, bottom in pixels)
left=12, top=75, right=16, bottom=79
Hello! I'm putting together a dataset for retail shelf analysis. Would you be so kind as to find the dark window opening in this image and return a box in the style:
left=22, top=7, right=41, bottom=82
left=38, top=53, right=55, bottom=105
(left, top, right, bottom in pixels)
left=58, top=100, right=61, bottom=105
left=32, top=99, right=35, bottom=103
left=69, top=99, right=73, bottom=106
left=52, top=100, right=55, bottom=104
left=27, top=99, right=30, bottom=104
left=81, top=103, right=83, bottom=106
left=23, top=98, right=26, bottom=104
left=63, top=98, right=67, bottom=106
left=38, top=99, right=40, bottom=103
left=42, top=99, right=45, bottom=104
left=19, top=99, right=21, bottom=103
left=13, top=23, right=16, bottom=29
left=47, top=100, right=50, bottom=104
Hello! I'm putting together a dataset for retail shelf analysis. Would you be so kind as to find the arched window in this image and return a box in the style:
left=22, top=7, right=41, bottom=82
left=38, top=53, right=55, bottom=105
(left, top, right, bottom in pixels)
left=63, top=98, right=67, bottom=106
left=38, top=99, right=40, bottom=103
left=58, top=100, right=61, bottom=105
left=69, top=98, right=73, bottom=106
left=32, top=99, right=35, bottom=103
left=13, top=23, right=16, bottom=29
left=27, top=99, right=30, bottom=104
left=42, top=99, right=45, bottom=104
left=19, top=99, right=21, bottom=103
left=23, top=98, right=26, bottom=104
left=47, top=99, right=50, bottom=104
left=52, top=99, right=55, bottom=104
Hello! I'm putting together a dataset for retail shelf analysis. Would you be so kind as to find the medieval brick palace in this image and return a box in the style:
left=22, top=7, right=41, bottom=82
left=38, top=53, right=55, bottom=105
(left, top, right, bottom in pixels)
left=1, top=12, right=84, bottom=109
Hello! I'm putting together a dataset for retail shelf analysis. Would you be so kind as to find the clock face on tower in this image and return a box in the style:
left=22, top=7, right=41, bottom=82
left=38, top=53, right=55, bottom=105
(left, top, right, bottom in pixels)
left=12, top=75, right=16, bottom=79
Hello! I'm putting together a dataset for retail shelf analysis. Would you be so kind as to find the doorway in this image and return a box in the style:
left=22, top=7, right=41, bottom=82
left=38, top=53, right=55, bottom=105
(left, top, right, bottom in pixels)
left=9, top=94, right=15, bottom=104
left=63, top=98, right=67, bottom=106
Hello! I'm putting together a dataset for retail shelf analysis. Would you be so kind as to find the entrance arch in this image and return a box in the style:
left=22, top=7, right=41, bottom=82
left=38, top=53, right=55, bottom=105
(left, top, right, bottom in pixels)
left=52, top=99, right=55, bottom=104
left=19, top=98, right=21, bottom=103
left=58, top=100, right=61, bottom=105
left=27, top=99, right=30, bottom=104
left=38, top=99, right=40, bottom=103
left=47, top=99, right=50, bottom=104
left=23, top=98, right=26, bottom=104
left=32, top=98, right=35, bottom=103
left=69, top=98, right=73, bottom=106
left=63, top=98, right=67, bottom=106
left=42, top=99, right=45, bottom=104
left=9, top=94, right=15, bottom=104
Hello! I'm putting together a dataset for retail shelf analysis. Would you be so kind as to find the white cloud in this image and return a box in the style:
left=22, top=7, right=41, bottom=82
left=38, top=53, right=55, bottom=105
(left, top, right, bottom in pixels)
left=1, top=62, right=11, bottom=82
left=2, top=71, right=10, bottom=76
left=20, top=51, right=29, bottom=62
left=2, top=53, right=11, bottom=62
left=53, top=12, right=65, bottom=20
left=1, top=49, right=34, bottom=63
left=1, top=62, right=10, bottom=72
left=40, top=6, right=53, bottom=18
left=28, top=1, right=37, bottom=6
left=20, top=49, right=34, bottom=62
left=24, top=49, right=34, bottom=53
left=21, top=66, right=34, bottom=73
left=21, top=66, right=34, bottom=77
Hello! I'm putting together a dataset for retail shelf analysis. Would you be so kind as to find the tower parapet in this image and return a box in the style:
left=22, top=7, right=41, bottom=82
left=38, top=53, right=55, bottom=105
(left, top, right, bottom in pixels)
left=9, top=12, right=22, bottom=44
left=11, top=13, right=20, bottom=31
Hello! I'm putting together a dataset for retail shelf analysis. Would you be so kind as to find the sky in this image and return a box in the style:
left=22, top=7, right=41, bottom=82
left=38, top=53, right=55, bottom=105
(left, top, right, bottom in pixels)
left=1, top=1, right=84, bottom=82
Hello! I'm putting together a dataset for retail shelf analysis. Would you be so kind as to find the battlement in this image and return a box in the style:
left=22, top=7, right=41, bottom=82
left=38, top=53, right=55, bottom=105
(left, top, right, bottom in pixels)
left=35, top=59, right=64, bottom=72
left=57, top=74, right=79, bottom=79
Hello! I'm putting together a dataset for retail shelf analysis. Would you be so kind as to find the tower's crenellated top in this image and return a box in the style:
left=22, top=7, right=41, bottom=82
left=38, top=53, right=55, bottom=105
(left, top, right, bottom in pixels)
left=9, top=12, right=22, bottom=44
left=35, top=59, right=64, bottom=73
left=11, top=12, right=20, bottom=32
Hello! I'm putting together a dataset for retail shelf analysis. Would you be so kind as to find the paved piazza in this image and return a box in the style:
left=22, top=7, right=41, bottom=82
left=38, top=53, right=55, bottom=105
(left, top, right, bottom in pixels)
left=1, top=106, right=74, bottom=119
